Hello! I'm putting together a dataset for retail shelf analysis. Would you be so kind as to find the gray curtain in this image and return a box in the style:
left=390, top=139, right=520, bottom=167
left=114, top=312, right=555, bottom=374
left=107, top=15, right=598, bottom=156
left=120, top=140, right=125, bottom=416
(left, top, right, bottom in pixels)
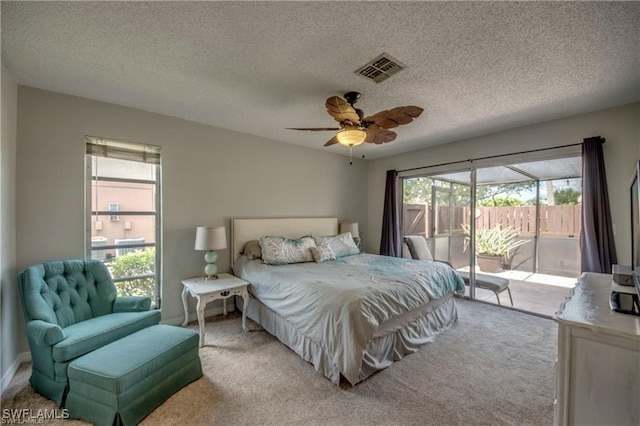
left=580, top=136, right=618, bottom=273
left=380, top=170, right=402, bottom=257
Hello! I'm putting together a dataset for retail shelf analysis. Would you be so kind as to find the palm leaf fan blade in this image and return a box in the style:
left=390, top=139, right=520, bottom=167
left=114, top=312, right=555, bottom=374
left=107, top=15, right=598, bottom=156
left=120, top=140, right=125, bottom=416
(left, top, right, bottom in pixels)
left=364, top=124, right=381, bottom=143
left=324, top=135, right=339, bottom=147
left=365, top=128, right=396, bottom=144
left=386, top=106, right=424, bottom=124
left=380, top=130, right=398, bottom=144
left=286, top=127, right=341, bottom=131
left=400, top=106, right=424, bottom=118
left=364, top=106, right=425, bottom=129
left=364, top=108, right=399, bottom=129
left=325, top=96, right=360, bottom=124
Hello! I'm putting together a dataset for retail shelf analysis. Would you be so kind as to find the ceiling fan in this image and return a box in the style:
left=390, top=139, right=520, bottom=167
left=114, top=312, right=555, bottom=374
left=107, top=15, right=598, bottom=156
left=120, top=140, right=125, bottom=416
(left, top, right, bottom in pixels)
left=287, top=91, right=424, bottom=153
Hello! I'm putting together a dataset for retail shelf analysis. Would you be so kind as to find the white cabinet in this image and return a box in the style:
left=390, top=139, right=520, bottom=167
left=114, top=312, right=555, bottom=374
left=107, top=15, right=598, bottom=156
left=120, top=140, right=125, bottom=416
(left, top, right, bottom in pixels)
left=554, top=272, right=640, bottom=426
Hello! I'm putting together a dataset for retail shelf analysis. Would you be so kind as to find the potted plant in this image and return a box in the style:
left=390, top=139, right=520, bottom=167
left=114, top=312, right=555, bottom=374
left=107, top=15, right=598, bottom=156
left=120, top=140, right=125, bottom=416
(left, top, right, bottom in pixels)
left=463, top=224, right=530, bottom=273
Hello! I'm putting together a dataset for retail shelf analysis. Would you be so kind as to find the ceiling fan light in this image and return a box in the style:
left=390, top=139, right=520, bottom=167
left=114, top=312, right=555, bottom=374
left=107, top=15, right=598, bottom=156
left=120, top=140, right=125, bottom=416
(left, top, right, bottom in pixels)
left=336, top=129, right=366, bottom=147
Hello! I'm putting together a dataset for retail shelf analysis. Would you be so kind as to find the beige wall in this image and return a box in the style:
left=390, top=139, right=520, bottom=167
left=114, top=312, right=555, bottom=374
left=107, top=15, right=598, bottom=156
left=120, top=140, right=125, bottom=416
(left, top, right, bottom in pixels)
left=16, top=87, right=368, bottom=334
left=1, top=65, right=21, bottom=389
left=8, top=85, right=640, bottom=380
left=367, top=103, right=640, bottom=266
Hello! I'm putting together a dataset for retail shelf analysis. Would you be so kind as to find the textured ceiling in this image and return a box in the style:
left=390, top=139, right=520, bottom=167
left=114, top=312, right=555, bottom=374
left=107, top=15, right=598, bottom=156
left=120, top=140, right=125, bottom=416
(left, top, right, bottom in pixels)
left=2, top=1, right=639, bottom=159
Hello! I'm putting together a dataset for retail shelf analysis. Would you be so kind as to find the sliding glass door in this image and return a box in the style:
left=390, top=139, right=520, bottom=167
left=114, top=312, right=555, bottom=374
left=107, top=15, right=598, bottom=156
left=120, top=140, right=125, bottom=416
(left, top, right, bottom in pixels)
left=401, top=155, right=582, bottom=317
left=403, top=171, right=473, bottom=289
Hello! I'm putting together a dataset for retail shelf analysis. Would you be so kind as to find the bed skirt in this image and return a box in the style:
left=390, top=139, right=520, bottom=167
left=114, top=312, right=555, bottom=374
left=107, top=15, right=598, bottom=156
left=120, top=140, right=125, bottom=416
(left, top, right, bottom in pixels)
left=237, top=293, right=458, bottom=385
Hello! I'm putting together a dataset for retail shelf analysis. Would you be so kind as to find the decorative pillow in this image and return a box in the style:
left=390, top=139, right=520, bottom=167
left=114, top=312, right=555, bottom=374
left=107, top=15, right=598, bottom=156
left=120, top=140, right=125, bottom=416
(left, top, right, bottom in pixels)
left=404, top=236, right=433, bottom=261
left=310, top=246, right=336, bottom=263
left=402, top=241, right=413, bottom=259
left=314, top=232, right=360, bottom=258
left=242, top=240, right=262, bottom=260
left=259, top=236, right=316, bottom=265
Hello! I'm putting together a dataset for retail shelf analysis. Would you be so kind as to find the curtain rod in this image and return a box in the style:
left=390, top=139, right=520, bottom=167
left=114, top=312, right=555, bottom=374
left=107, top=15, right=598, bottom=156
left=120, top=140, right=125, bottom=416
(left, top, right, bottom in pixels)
left=397, top=138, right=603, bottom=174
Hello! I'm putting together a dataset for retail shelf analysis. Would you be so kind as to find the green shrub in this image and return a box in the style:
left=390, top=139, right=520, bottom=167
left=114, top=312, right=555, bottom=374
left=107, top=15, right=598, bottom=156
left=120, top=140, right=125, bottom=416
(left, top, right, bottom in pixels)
left=110, top=248, right=155, bottom=299
left=463, top=224, right=529, bottom=257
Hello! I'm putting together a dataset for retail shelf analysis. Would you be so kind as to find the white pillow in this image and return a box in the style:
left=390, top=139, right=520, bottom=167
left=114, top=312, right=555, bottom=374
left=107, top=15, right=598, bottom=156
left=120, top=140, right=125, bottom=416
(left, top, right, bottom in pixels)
left=313, top=232, right=360, bottom=258
left=242, top=240, right=262, bottom=260
left=259, top=236, right=316, bottom=265
left=310, top=246, right=336, bottom=263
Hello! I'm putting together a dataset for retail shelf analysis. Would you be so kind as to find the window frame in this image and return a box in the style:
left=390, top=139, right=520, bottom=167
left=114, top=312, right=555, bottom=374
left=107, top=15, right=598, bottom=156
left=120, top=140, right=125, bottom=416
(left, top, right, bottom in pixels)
left=84, top=136, right=162, bottom=308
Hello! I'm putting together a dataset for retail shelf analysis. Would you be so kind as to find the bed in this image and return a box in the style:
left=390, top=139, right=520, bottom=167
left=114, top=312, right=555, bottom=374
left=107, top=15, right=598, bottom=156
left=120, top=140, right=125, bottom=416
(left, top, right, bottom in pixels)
left=231, top=217, right=465, bottom=385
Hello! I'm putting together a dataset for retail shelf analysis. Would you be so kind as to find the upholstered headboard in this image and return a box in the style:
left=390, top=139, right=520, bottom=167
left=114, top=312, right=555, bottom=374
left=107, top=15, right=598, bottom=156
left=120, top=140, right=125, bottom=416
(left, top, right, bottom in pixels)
left=231, top=217, right=339, bottom=263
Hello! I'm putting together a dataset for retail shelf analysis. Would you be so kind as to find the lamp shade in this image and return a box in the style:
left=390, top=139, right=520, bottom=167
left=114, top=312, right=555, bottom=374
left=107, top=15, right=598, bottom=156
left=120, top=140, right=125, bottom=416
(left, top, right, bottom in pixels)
left=336, top=129, right=366, bottom=147
left=340, top=222, right=359, bottom=237
left=194, top=226, right=227, bottom=251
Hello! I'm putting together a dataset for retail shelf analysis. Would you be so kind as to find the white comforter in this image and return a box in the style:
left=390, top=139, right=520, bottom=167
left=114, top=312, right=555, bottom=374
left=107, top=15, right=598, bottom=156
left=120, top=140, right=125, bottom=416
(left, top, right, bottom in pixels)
left=233, top=253, right=465, bottom=384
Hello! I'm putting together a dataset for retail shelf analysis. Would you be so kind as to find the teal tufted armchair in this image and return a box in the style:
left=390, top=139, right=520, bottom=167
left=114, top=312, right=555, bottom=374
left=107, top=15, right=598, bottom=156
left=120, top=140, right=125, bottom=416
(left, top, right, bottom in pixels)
left=17, top=259, right=161, bottom=406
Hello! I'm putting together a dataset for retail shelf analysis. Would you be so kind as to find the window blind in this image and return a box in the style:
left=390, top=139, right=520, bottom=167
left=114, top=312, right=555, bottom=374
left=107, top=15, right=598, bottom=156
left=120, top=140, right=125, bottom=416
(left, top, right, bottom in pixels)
left=86, top=136, right=161, bottom=165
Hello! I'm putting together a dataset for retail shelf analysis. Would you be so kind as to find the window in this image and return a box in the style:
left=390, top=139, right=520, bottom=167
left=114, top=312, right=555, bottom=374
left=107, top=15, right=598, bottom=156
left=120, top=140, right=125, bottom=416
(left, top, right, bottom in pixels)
left=108, top=203, right=119, bottom=221
left=85, top=137, right=162, bottom=307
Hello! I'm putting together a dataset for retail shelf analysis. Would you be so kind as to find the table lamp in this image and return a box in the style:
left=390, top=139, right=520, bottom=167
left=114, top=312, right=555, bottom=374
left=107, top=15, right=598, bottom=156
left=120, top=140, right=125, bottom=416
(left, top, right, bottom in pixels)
left=194, top=226, right=227, bottom=280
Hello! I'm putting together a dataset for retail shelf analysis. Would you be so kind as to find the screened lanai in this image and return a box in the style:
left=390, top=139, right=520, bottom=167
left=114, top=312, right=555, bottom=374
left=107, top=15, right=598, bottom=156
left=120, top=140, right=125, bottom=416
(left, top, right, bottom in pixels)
left=402, top=155, right=582, bottom=317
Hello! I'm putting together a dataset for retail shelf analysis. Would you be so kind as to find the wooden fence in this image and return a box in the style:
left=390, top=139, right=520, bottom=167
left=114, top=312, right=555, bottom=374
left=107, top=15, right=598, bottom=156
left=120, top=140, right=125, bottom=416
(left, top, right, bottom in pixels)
left=403, top=203, right=581, bottom=238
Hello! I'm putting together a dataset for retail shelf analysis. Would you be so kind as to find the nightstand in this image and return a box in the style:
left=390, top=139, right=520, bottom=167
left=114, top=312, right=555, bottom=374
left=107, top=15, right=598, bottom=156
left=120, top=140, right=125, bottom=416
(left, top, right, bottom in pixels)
left=181, top=273, right=249, bottom=347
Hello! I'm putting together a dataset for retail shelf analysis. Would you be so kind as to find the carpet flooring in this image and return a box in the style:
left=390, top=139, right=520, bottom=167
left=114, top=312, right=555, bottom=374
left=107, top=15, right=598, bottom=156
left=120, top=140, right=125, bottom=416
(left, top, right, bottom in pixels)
left=1, top=298, right=557, bottom=425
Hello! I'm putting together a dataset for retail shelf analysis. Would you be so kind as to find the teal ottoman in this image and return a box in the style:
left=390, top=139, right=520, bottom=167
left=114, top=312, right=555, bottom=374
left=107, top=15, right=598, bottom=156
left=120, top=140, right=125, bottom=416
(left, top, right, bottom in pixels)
left=65, top=324, right=202, bottom=425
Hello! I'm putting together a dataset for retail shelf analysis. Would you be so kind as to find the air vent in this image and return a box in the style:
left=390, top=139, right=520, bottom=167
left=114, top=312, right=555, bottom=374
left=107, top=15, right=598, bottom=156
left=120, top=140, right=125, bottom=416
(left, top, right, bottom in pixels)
left=355, top=53, right=406, bottom=83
